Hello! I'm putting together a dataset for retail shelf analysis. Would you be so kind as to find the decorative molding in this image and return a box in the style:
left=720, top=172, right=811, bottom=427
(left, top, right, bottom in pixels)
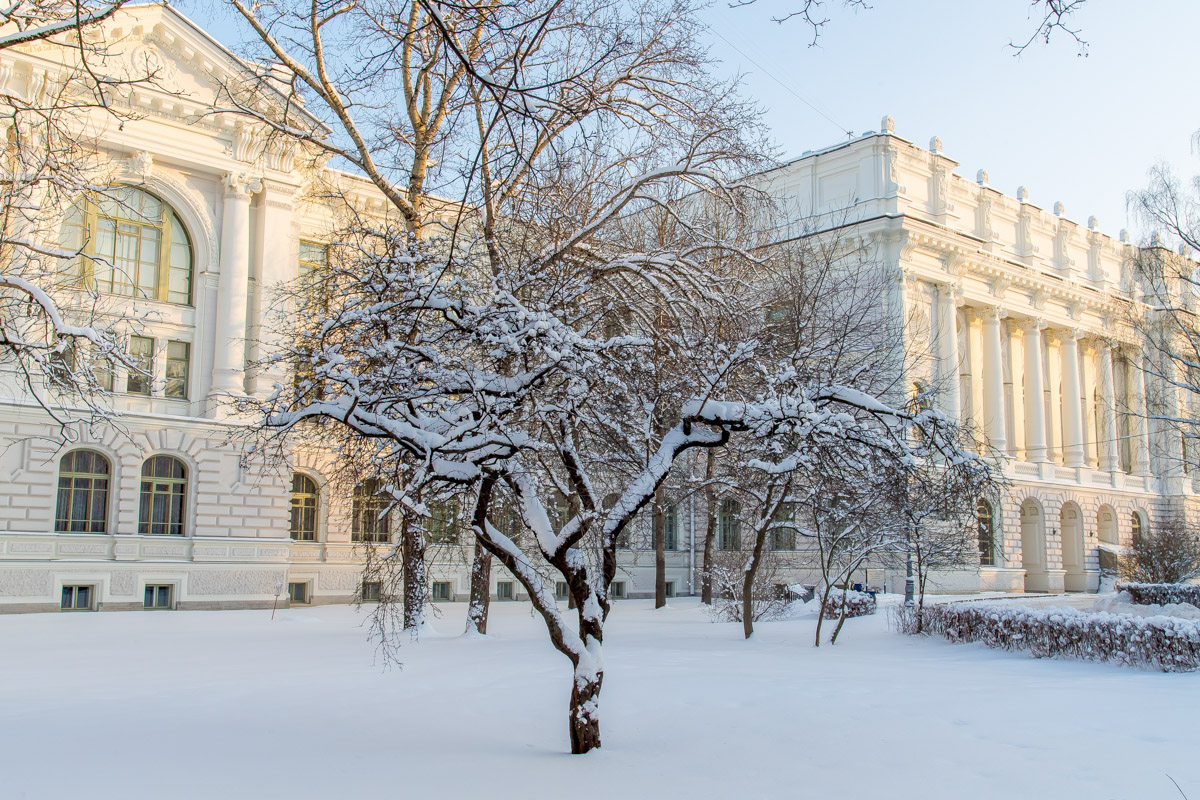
left=127, top=150, right=154, bottom=179
left=110, top=571, right=137, bottom=597
left=223, top=171, right=263, bottom=197
left=0, top=570, right=51, bottom=597
left=189, top=569, right=287, bottom=596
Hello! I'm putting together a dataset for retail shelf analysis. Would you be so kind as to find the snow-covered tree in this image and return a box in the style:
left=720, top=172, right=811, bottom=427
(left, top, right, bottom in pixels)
left=224, top=0, right=1003, bottom=755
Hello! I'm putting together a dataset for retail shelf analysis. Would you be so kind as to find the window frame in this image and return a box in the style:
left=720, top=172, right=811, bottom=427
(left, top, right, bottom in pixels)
left=431, top=581, right=452, bottom=601
left=60, top=584, right=95, bottom=611
left=664, top=504, right=679, bottom=551
left=977, top=498, right=996, bottom=566
left=496, top=581, right=514, bottom=601
left=137, top=455, right=188, bottom=536
left=351, top=479, right=392, bottom=544
left=54, top=449, right=111, bottom=534
left=64, top=186, right=194, bottom=306
left=143, top=584, right=173, bottom=610
left=288, top=473, right=320, bottom=542
left=717, top=498, right=741, bottom=551
left=287, top=581, right=310, bottom=605
left=770, top=502, right=797, bottom=551
left=164, top=340, right=191, bottom=400
left=126, top=335, right=154, bottom=395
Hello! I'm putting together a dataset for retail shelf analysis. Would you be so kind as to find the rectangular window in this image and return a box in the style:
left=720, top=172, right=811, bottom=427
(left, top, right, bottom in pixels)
left=496, top=581, right=514, bottom=601
left=361, top=581, right=381, bottom=602
left=143, top=585, right=172, bottom=609
left=164, top=341, right=190, bottom=399
left=94, top=364, right=114, bottom=392
left=610, top=581, right=626, bottom=599
left=665, top=581, right=676, bottom=599
left=431, top=581, right=452, bottom=601
left=554, top=581, right=569, bottom=601
left=288, top=582, right=309, bottom=604
left=664, top=507, right=678, bottom=551
left=60, top=585, right=93, bottom=611
left=126, top=336, right=153, bottom=395
left=298, top=241, right=328, bottom=278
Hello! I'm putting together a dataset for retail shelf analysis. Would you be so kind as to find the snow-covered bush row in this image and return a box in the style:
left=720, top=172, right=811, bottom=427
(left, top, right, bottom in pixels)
left=894, top=602, right=1200, bottom=672
left=1117, top=583, right=1200, bottom=607
left=820, top=589, right=877, bottom=620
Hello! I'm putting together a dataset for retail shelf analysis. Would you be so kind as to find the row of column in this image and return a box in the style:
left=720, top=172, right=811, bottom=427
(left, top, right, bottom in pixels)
left=209, top=173, right=296, bottom=401
left=935, top=283, right=1152, bottom=473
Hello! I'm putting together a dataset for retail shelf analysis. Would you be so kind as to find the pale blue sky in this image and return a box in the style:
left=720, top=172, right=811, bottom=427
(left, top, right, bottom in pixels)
left=699, top=0, right=1198, bottom=242
left=187, top=0, right=1196, bottom=243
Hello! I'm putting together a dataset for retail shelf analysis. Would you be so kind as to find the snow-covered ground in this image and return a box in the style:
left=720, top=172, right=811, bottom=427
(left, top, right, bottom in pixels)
left=2, top=598, right=1197, bottom=800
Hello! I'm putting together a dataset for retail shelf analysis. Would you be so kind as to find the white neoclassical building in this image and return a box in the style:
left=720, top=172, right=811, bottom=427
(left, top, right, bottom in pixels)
left=0, top=7, right=1193, bottom=612
left=758, top=119, right=1197, bottom=593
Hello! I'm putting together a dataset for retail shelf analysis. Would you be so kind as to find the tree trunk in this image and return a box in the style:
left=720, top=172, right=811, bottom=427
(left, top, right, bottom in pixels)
left=654, top=483, right=667, bottom=609
left=700, top=449, right=717, bottom=604
left=813, top=585, right=833, bottom=647
left=741, top=518, right=769, bottom=639
left=569, top=668, right=604, bottom=754
left=829, top=584, right=851, bottom=644
left=466, top=536, right=492, bottom=635
left=402, top=511, right=426, bottom=630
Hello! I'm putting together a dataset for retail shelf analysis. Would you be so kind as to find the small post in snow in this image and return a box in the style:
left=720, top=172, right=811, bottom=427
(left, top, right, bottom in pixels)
left=271, top=581, right=284, bottom=620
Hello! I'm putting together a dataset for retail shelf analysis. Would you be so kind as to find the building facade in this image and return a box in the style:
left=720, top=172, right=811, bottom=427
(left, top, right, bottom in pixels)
left=759, top=118, right=1197, bottom=593
left=0, top=9, right=1192, bottom=612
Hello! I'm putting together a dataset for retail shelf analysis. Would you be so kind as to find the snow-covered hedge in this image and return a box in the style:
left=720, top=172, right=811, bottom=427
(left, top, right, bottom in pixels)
left=1117, top=582, right=1200, bottom=607
left=820, top=589, right=877, bottom=620
left=895, top=602, right=1200, bottom=672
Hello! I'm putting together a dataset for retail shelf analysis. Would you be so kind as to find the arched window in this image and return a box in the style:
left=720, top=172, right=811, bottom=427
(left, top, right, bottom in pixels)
left=352, top=479, right=391, bottom=543
left=1131, top=511, right=1145, bottom=543
left=55, top=449, right=110, bottom=533
left=289, top=473, right=319, bottom=541
left=717, top=498, right=741, bottom=551
left=60, top=186, right=194, bottom=305
left=976, top=498, right=996, bottom=566
left=138, top=456, right=187, bottom=536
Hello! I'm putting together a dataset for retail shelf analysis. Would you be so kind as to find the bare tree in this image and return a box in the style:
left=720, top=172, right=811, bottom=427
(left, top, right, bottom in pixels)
left=0, top=1, right=164, bottom=428
left=733, top=0, right=1090, bottom=54
left=1128, top=161, right=1200, bottom=480
left=1120, top=514, right=1200, bottom=585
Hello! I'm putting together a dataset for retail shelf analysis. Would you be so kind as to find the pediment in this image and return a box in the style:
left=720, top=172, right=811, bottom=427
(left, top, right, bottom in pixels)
left=4, top=3, right=325, bottom=136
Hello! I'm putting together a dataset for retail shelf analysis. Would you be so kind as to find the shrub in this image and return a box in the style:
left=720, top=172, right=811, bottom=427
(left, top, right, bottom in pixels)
left=705, top=551, right=793, bottom=623
left=1119, top=515, right=1200, bottom=584
left=1117, top=582, right=1200, bottom=607
left=891, top=602, right=1200, bottom=672
left=820, top=588, right=876, bottom=620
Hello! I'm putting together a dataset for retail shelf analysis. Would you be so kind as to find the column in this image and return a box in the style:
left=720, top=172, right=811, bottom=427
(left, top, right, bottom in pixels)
left=1046, top=332, right=1062, bottom=463
left=1023, top=319, right=1047, bottom=462
left=966, top=309, right=986, bottom=445
left=246, top=180, right=297, bottom=395
left=1060, top=330, right=1085, bottom=467
left=1129, top=351, right=1152, bottom=476
left=1097, top=342, right=1120, bottom=472
left=937, top=283, right=961, bottom=423
left=1080, top=340, right=1098, bottom=467
left=981, top=307, right=1008, bottom=454
left=1156, top=351, right=1186, bottom=481
left=1008, top=321, right=1026, bottom=459
left=210, top=172, right=261, bottom=396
